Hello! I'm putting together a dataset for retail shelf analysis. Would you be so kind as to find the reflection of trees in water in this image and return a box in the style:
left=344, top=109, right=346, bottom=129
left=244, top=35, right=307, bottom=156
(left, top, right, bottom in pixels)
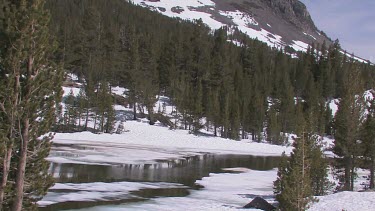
left=44, top=154, right=281, bottom=210
left=49, top=154, right=280, bottom=185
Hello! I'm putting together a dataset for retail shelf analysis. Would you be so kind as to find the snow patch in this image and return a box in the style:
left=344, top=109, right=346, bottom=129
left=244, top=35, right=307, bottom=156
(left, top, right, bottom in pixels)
left=219, top=10, right=258, bottom=26
left=133, top=0, right=223, bottom=29
left=303, top=32, right=317, bottom=40
left=291, top=40, right=309, bottom=52
left=309, top=191, right=375, bottom=211
left=111, top=86, right=128, bottom=97
left=328, top=99, right=339, bottom=116
left=62, top=87, right=81, bottom=97
left=340, top=50, right=369, bottom=64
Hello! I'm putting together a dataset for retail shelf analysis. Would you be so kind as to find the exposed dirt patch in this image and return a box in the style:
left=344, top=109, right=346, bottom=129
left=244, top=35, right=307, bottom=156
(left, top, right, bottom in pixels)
left=171, top=6, right=184, bottom=14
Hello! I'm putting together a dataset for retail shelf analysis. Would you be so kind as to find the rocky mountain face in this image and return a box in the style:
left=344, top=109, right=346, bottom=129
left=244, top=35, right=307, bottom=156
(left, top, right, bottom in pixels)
left=264, top=0, right=315, bottom=31
left=132, top=0, right=332, bottom=52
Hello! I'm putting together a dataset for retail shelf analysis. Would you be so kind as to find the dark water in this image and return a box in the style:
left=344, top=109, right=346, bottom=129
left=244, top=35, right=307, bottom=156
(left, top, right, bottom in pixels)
left=40, top=147, right=281, bottom=210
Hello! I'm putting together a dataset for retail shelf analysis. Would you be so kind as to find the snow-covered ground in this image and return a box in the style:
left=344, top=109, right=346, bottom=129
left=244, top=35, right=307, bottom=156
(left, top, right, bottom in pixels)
left=309, top=191, right=375, bottom=211
left=49, top=121, right=292, bottom=166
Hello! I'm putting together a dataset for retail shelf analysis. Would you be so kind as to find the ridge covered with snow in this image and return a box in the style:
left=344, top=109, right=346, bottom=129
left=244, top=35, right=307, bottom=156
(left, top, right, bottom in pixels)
left=132, top=0, right=370, bottom=64
left=132, top=0, right=322, bottom=53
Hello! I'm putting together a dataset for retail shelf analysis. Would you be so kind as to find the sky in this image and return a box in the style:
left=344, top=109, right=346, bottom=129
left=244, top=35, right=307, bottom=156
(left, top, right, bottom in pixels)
left=301, top=0, right=375, bottom=62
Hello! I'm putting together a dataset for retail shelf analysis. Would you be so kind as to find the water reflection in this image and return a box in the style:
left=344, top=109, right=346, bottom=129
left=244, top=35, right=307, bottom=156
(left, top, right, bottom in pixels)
left=49, top=154, right=280, bottom=186
left=42, top=145, right=281, bottom=210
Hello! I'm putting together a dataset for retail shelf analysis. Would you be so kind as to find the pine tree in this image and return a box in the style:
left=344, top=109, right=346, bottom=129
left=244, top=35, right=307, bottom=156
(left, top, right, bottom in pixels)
left=362, top=92, right=375, bottom=189
left=279, top=72, right=296, bottom=133
left=252, top=92, right=266, bottom=142
left=124, top=25, right=140, bottom=120
left=96, top=81, right=115, bottom=133
left=208, top=28, right=228, bottom=135
left=333, top=68, right=365, bottom=191
left=83, top=74, right=96, bottom=131
left=76, top=88, right=88, bottom=130
left=274, top=133, right=314, bottom=211
left=188, top=22, right=209, bottom=132
left=324, top=102, right=334, bottom=136
left=275, top=103, right=330, bottom=209
left=267, top=104, right=283, bottom=145
left=310, top=135, right=331, bottom=195
left=0, top=0, right=63, bottom=209
left=137, top=36, right=159, bottom=125
left=274, top=152, right=288, bottom=197
left=65, top=89, right=77, bottom=132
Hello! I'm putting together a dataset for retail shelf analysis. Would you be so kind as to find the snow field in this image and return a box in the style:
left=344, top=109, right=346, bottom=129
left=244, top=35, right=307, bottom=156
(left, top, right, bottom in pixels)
left=309, top=191, right=375, bottom=211
left=51, top=120, right=292, bottom=166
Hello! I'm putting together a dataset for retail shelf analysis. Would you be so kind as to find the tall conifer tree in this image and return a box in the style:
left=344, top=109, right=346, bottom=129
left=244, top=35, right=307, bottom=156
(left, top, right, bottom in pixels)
left=362, top=92, right=375, bottom=189
left=274, top=133, right=314, bottom=211
left=0, top=0, right=63, bottom=209
left=333, top=68, right=365, bottom=191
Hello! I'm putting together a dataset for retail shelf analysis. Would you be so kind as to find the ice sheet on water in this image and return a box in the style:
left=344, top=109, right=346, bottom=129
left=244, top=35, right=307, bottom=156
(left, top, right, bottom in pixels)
left=38, top=181, right=186, bottom=207
left=71, top=168, right=277, bottom=211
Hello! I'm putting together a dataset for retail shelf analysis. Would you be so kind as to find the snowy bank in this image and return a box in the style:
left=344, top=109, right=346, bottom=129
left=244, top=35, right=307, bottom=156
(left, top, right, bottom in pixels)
left=50, top=121, right=292, bottom=165
left=309, top=191, right=375, bottom=211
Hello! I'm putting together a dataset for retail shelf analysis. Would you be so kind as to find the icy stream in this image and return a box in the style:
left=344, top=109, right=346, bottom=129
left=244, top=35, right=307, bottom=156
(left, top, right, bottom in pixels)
left=39, top=144, right=281, bottom=210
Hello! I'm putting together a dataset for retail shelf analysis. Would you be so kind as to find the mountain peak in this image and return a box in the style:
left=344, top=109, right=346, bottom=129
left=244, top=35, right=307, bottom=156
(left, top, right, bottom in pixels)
left=265, top=0, right=314, bottom=30
left=133, top=0, right=331, bottom=52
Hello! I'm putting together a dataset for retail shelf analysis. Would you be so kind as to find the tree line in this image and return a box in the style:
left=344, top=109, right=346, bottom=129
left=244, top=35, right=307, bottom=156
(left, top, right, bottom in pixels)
left=46, top=0, right=374, bottom=140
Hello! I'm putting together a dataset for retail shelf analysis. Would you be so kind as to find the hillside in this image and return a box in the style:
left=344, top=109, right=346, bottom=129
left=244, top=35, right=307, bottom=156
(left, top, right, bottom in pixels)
left=133, top=0, right=331, bottom=52
left=45, top=0, right=375, bottom=141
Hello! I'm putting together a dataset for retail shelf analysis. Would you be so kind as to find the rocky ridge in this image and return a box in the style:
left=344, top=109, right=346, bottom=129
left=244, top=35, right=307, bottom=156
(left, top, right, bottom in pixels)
left=132, top=0, right=332, bottom=52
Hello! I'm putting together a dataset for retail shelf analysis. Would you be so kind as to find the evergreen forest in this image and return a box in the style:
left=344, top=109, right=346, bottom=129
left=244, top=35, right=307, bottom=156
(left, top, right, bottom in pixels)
left=45, top=0, right=375, bottom=141
left=1, top=0, right=375, bottom=210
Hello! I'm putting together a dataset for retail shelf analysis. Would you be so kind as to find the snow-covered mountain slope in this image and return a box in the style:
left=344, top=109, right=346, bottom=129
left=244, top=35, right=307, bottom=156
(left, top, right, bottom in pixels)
left=132, top=0, right=330, bottom=53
